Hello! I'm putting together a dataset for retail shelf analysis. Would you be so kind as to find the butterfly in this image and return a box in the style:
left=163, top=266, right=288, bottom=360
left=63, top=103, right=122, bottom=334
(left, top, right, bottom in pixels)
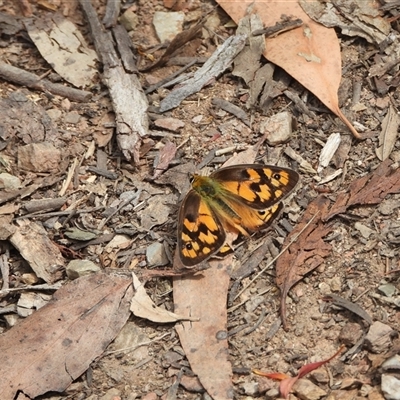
left=177, top=164, right=299, bottom=267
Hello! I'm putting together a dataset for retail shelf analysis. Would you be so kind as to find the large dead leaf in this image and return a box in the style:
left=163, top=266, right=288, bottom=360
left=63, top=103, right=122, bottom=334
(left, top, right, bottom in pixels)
left=216, top=0, right=360, bottom=138
left=0, top=273, right=133, bottom=400
left=276, top=195, right=333, bottom=329
left=174, top=261, right=233, bottom=400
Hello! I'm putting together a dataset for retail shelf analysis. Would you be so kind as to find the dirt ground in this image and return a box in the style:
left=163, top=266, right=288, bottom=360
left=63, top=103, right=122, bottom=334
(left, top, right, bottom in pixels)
left=0, top=0, right=400, bottom=399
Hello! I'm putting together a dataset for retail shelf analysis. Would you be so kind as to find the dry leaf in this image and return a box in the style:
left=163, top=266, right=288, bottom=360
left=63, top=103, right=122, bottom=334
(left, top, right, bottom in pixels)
left=323, top=159, right=400, bottom=221
left=276, top=195, right=333, bottom=328
left=24, top=14, right=98, bottom=88
left=130, top=272, right=195, bottom=323
left=0, top=273, right=132, bottom=400
left=216, top=0, right=361, bottom=138
left=174, top=260, right=234, bottom=400
left=376, top=105, right=400, bottom=161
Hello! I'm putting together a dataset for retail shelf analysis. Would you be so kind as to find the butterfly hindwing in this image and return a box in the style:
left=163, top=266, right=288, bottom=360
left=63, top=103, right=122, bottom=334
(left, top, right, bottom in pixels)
left=178, top=190, right=226, bottom=266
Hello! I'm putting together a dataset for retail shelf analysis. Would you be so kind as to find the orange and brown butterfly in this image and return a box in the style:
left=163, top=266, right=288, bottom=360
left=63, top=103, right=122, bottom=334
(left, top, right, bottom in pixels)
left=177, top=164, right=299, bottom=267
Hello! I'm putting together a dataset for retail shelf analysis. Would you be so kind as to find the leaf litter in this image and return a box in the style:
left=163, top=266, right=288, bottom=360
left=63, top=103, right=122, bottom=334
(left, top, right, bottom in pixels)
left=0, top=272, right=132, bottom=400
left=1, top=0, right=400, bottom=398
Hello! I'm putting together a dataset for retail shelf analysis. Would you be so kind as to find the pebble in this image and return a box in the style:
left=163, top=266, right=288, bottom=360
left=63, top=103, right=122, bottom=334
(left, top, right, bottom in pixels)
left=146, top=242, right=169, bottom=266
left=141, top=393, right=158, bottom=400
left=293, top=378, right=327, bottom=400
left=154, top=117, right=185, bottom=132
left=0, top=172, right=21, bottom=189
left=46, top=108, right=62, bottom=121
left=120, top=7, right=139, bottom=31
left=381, top=374, right=400, bottom=400
left=153, top=11, right=184, bottom=42
left=241, top=381, right=259, bottom=396
left=66, top=260, right=101, bottom=279
left=338, top=322, right=363, bottom=346
left=378, top=283, right=396, bottom=297
left=382, top=354, right=400, bottom=371
left=180, top=375, right=204, bottom=392
left=365, top=321, right=393, bottom=353
left=354, top=222, right=375, bottom=239
left=64, top=110, right=81, bottom=124
left=260, top=111, right=293, bottom=145
left=18, top=142, right=62, bottom=173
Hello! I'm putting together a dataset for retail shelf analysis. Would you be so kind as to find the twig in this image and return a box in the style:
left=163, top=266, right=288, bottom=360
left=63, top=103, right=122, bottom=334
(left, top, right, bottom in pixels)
left=0, top=63, right=92, bottom=102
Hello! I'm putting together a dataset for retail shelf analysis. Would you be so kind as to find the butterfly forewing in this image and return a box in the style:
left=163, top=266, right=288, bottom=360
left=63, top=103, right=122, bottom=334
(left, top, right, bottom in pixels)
left=211, top=164, right=299, bottom=210
left=178, top=190, right=226, bottom=266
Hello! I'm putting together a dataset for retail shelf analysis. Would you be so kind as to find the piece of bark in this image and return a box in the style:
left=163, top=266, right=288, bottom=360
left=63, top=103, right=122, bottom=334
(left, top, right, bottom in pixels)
left=78, top=0, right=149, bottom=163
left=112, top=25, right=138, bottom=73
left=212, top=97, right=250, bottom=127
left=103, top=0, right=121, bottom=28
left=159, top=34, right=247, bottom=112
left=0, top=272, right=133, bottom=400
left=9, top=220, right=66, bottom=284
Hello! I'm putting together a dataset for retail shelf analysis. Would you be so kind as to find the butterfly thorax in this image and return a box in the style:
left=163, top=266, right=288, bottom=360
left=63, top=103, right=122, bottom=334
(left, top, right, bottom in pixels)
left=191, top=174, right=248, bottom=235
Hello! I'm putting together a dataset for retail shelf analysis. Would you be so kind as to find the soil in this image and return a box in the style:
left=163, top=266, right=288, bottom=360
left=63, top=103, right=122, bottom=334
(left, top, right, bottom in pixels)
left=0, top=1, right=399, bottom=400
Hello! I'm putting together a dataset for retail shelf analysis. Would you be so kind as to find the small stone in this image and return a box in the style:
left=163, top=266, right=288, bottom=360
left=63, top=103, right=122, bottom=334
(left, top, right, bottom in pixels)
left=146, top=242, right=169, bottom=266
left=141, top=393, right=157, bottom=400
left=354, top=222, right=375, bottom=239
left=192, top=115, right=203, bottom=124
left=153, top=11, right=184, bottom=42
left=329, top=276, right=342, bottom=292
left=46, top=108, right=62, bottom=121
left=382, top=354, right=400, bottom=371
left=310, top=368, right=330, bottom=384
left=381, top=374, right=400, bottom=400
left=293, top=378, right=327, bottom=400
left=264, top=387, right=280, bottom=400
left=180, top=375, right=204, bottom=392
left=338, top=322, right=363, bottom=346
left=154, top=117, right=185, bottom=132
left=162, top=350, right=182, bottom=367
left=365, top=321, right=393, bottom=353
left=0, top=173, right=21, bottom=190
left=261, top=111, right=293, bottom=145
left=18, top=142, right=62, bottom=173
left=64, top=111, right=81, bottom=124
left=100, top=389, right=122, bottom=400
left=66, top=260, right=101, bottom=280
left=378, top=283, right=396, bottom=297
left=120, top=7, right=139, bottom=31
left=241, top=381, right=259, bottom=396
left=318, top=282, right=330, bottom=294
